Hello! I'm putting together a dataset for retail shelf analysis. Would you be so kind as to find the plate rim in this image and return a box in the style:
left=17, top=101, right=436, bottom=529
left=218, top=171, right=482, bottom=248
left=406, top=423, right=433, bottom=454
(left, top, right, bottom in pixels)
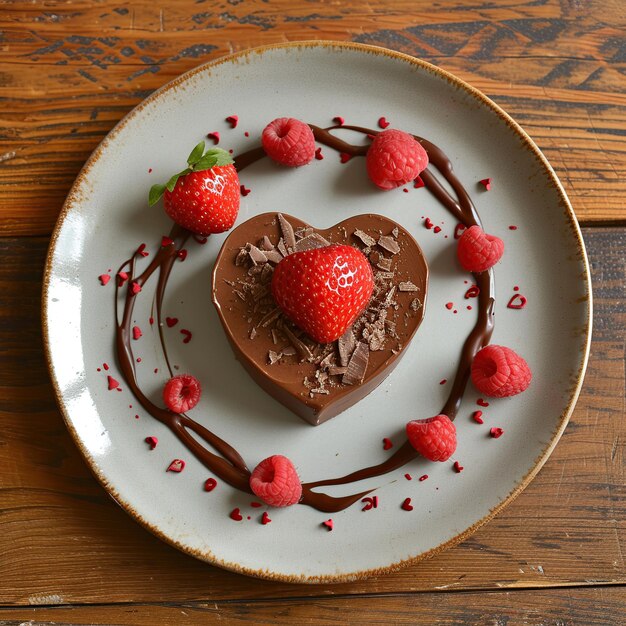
left=41, top=40, right=593, bottom=583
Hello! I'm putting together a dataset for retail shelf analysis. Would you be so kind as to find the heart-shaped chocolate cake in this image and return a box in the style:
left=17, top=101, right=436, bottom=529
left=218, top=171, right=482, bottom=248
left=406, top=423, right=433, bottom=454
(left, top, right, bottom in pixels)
left=212, top=212, right=428, bottom=425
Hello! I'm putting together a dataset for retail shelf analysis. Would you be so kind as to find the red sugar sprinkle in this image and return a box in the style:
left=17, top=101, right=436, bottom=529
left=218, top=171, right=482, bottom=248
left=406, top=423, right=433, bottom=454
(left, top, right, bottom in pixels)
left=361, top=497, right=375, bottom=511
left=454, top=223, right=466, bottom=240
left=194, top=235, right=208, bottom=245
left=467, top=305, right=472, bottom=310
left=145, top=436, right=158, bottom=450
left=149, top=316, right=154, bottom=325
left=315, top=147, right=324, bottom=160
left=97, top=368, right=101, bottom=372
left=131, top=281, right=141, bottom=295
left=433, top=226, right=442, bottom=233
left=479, top=178, right=492, bottom=190
left=98, top=274, right=110, bottom=286
left=207, top=131, right=220, bottom=144
left=228, top=149, right=233, bottom=154
left=405, top=473, right=412, bottom=480
left=137, top=243, right=148, bottom=257
left=373, top=496, right=379, bottom=508
left=250, top=501, right=262, bottom=508
left=424, top=217, right=434, bottom=230
left=403, top=188, right=409, bottom=193
left=165, top=317, right=178, bottom=328
left=177, top=249, right=188, bottom=261
left=244, top=131, right=249, bottom=137
left=135, top=414, right=139, bottom=419
left=322, top=518, right=334, bottom=531
left=107, top=375, right=119, bottom=390
left=180, top=329, right=192, bottom=344
left=383, top=437, right=393, bottom=450
left=136, top=358, right=141, bottom=362
left=378, top=116, right=390, bottom=129
left=477, top=398, right=490, bottom=407
left=261, top=511, right=272, bottom=525
left=509, top=225, right=518, bottom=230
left=490, top=427, right=504, bottom=438
left=240, top=184, right=251, bottom=197
left=401, top=498, right=413, bottom=511
left=453, top=461, right=464, bottom=473
left=414, top=176, right=425, bottom=189
left=514, top=285, right=520, bottom=291
left=440, top=379, right=447, bottom=385
left=226, top=114, right=238, bottom=128
left=167, top=459, right=185, bottom=473
left=148, top=168, right=152, bottom=173
left=230, top=508, right=243, bottom=521
left=154, top=368, right=158, bottom=374
left=340, top=152, right=351, bottom=163
left=465, top=285, right=480, bottom=299
left=445, top=302, right=454, bottom=310
left=161, top=236, right=174, bottom=247
left=132, top=326, right=142, bottom=340
left=117, top=271, right=129, bottom=286
left=507, top=294, right=527, bottom=309
left=103, top=363, right=109, bottom=371
left=333, top=116, right=345, bottom=126
left=453, top=310, right=458, bottom=314
left=204, top=477, right=217, bottom=492
left=247, top=516, right=251, bottom=520
left=472, top=410, right=484, bottom=424
left=419, top=474, right=429, bottom=482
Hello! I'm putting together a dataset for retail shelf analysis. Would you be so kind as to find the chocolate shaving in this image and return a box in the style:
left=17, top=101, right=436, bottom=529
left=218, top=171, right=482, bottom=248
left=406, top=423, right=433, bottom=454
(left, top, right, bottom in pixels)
left=249, top=327, right=257, bottom=340
left=342, top=342, right=369, bottom=385
left=410, top=298, right=422, bottom=311
left=295, top=233, right=330, bottom=252
left=264, top=249, right=284, bottom=264
left=259, top=235, right=274, bottom=251
left=392, top=226, right=399, bottom=238
left=247, top=244, right=268, bottom=265
left=328, top=365, right=348, bottom=376
left=277, top=213, right=296, bottom=252
left=277, top=238, right=288, bottom=257
left=282, top=325, right=314, bottom=361
left=399, top=281, right=418, bottom=292
left=310, top=388, right=330, bottom=396
left=268, top=350, right=281, bottom=365
left=256, top=307, right=280, bottom=328
left=377, top=235, right=400, bottom=255
left=338, top=327, right=356, bottom=367
left=281, top=345, right=297, bottom=356
left=376, top=257, right=392, bottom=271
left=353, top=229, right=377, bottom=247
left=235, top=248, right=248, bottom=266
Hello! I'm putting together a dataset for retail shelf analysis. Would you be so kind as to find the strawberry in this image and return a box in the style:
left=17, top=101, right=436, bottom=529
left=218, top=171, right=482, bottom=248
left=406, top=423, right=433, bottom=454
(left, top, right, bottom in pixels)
left=149, top=141, right=240, bottom=235
left=271, top=244, right=374, bottom=344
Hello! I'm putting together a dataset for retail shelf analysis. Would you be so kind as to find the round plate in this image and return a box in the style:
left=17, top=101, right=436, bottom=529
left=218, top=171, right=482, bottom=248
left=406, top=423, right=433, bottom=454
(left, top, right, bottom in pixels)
left=42, top=42, right=591, bottom=582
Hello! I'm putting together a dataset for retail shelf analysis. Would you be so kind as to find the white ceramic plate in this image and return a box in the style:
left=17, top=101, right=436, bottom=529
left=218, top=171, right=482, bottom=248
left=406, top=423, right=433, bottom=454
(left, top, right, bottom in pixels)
left=43, top=42, right=591, bottom=582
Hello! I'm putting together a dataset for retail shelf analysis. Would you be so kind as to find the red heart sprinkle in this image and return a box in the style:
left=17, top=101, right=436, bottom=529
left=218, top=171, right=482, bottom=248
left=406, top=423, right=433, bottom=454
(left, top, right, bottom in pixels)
left=240, top=184, right=251, bottom=197
left=107, top=376, right=119, bottom=390
left=490, top=427, right=504, bottom=438
left=472, top=410, right=484, bottom=424
left=479, top=178, right=492, bottom=190
left=477, top=398, right=490, bottom=407
left=378, top=116, right=390, bottom=129
left=401, top=498, right=413, bottom=511
left=103, top=363, right=109, bottom=370
left=454, top=223, right=466, bottom=240
left=507, top=294, right=527, bottom=309
left=137, top=243, right=148, bottom=257
left=131, top=281, right=141, bottom=295
left=424, top=217, right=434, bottom=230
left=99, top=274, right=110, bottom=286
left=207, top=131, right=220, bottom=144
left=383, top=437, right=393, bottom=450
left=177, top=249, right=188, bottom=261
left=166, top=317, right=178, bottom=327
left=419, top=474, right=429, bottom=481
left=333, top=116, right=345, bottom=126
left=465, top=285, right=480, bottom=299
left=322, top=519, right=333, bottom=531
left=204, top=477, right=217, bottom=492
left=145, top=436, right=158, bottom=450
left=453, top=461, right=464, bottom=473
left=180, top=329, right=192, bottom=344
left=230, top=507, right=243, bottom=521
left=445, top=302, right=454, bottom=310
left=361, top=497, right=374, bottom=511
left=167, top=459, right=185, bottom=473
left=315, top=147, right=324, bottom=160
left=340, top=152, right=351, bottom=163
left=226, top=114, right=238, bottom=128
left=117, top=271, right=128, bottom=286
left=433, top=226, right=442, bottom=233
left=161, top=236, right=174, bottom=247
left=414, top=176, right=425, bottom=189
left=132, top=326, right=142, bottom=340
left=261, top=511, right=272, bottom=525
left=405, top=473, right=412, bottom=480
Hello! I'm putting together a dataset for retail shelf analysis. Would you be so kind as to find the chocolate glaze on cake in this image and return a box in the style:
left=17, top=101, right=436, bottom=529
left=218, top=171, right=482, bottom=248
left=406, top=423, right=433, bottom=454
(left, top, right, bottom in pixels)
left=212, top=212, right=428, bottom=425
left=113, top=124, right=495, bottom=513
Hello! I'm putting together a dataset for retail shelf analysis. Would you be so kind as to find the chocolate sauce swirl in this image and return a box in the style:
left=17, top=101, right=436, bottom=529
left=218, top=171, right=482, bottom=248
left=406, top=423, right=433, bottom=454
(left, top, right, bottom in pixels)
left=115, top=125, right=495, bottom=513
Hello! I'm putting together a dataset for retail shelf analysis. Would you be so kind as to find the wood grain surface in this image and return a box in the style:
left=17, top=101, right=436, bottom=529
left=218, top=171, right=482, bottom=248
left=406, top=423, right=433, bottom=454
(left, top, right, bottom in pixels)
left=1, top=0, right=624, bottom=623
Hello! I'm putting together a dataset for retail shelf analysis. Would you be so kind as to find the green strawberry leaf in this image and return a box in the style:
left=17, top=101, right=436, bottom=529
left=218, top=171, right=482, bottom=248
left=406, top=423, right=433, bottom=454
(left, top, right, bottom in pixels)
left=165, top=168, right=192, bottom=192
left=187, top=141, right=206, bottom=166
left=148, top=183, right=167, bottom=206
left=194, top=148, right=234, bottom=171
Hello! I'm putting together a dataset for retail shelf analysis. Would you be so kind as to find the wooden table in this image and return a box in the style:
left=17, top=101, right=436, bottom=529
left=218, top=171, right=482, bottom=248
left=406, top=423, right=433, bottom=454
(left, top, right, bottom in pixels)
left=1, top=1, right=624, bottom=623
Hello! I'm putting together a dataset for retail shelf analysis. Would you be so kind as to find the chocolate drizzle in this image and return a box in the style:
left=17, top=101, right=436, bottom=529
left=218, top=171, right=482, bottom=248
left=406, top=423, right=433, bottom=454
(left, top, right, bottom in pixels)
left=115, top=125, right=495, bottom=513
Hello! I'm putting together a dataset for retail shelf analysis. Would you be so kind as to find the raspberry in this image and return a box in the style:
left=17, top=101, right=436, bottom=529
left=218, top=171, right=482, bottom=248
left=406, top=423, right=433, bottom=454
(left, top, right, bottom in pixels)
left=406, top=414, right=456, bottom=462
left=249, top=455, right=302, bottom=507
left=457, top=225, right=504, bottom=272
left=471, top=345, right=532, bottom=397
left=366, top=129, right=428, bottom=190
left=262, top=117, right=316, bottom=167
left=163, top=374, right=202, bottom=413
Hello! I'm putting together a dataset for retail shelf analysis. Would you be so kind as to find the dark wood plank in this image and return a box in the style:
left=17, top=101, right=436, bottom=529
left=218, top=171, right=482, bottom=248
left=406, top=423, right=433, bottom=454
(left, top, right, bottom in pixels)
left=0, top=227, right=623, bottom=606
left=0, top=0, right=624, bottom=235
left=0, top=586, right=625, bottom=625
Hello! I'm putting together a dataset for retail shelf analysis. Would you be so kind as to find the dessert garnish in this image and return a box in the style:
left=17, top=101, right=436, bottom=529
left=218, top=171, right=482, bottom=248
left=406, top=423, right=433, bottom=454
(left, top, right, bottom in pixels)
left=457, top=225, right=505, bottom=272
left=163, top=374, right=202, bottom=413
left=401, top=498, right=414, bottom=511
left=262, top=117, right=316, bottom=167
left=507, top=294, right=527, bottom=309
left=249, top=455, right=302, bottom=507
left=406, top=414, right=457, bottom=462
left=148, top=141, right=239, bottom=235
left=471, top=345, right=532, bottom=397
left=490, top=427, right=504, bottom=438
left=479, top=177, right=492, bottom=190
